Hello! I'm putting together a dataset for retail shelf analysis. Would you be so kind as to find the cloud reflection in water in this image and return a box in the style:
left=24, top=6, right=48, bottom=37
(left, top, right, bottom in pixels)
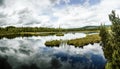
left=0, top=33, right=106, bottom=69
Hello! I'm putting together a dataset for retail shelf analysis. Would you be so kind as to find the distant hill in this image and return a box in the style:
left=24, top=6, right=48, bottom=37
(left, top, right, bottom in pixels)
left=68, top=25, right=111, bottom=30
left=65, top=25, right=111, bottom=31
left=81, top=26, right=100, bottom=29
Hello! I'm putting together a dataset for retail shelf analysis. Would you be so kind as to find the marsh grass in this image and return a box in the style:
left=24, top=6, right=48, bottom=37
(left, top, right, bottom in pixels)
left=0, top=32, right=56, bottom=39
left=45, top=34, right=101, bottom=47
left=56, top=33, right=64, bottom=36
left=45, top=40, right=61, bottom=47
left=67, top=34, right=100, bottom=47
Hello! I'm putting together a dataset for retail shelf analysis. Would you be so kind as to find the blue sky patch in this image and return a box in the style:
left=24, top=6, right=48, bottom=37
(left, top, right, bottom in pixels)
left=68, top=0, right=85, bottom=5
left=54, top=0, right=101, bottom=8
left=89, top=0, right=100, bottom=5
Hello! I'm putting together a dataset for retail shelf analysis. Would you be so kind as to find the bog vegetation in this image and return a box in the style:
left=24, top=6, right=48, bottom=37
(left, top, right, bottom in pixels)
left=67, top=34, right=100, bottom=47
left=45, top=34, right=101, bottom=47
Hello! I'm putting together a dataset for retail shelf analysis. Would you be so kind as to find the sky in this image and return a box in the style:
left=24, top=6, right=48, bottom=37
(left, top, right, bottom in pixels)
left=0, top=0, right=120, bottom=28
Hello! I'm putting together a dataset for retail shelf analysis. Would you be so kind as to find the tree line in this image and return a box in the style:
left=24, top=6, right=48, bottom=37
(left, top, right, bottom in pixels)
left=0, top=26, right=64, bottom=33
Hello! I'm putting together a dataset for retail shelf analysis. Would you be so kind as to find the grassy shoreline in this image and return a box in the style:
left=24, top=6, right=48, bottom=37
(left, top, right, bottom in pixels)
left=45, top=34, right=101, bottom=47
left=0, top=26, right=100, bottom=37
left=0, top=30, right=99, bottom=39
left=0, top=32, right=57, bottom=39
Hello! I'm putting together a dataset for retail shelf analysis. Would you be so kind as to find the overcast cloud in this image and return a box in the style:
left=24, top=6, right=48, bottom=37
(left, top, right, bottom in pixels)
left=0, top=0, right=120, bottom=28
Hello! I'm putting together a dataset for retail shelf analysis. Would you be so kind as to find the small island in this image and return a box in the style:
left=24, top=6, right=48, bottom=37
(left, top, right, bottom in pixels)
left=45, top=34, right=101, bottom=47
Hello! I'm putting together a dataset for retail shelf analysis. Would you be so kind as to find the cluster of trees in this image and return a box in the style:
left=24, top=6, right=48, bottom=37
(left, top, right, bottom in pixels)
left=0, top=25, right=100, bottom=39
left=0, top=26, right=100, bottom=33
left=100, top=11, right=120, bottom=69
left=0, top=26, right=64, bottom=33
left=0, top=26, right=65, bottom=39
left=66, top=26, right=100, bottom=32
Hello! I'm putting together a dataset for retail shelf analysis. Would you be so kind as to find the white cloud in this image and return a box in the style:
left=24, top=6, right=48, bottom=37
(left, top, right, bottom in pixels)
left=0, top=0, right=120, bottom=28
left=0, top=0, right=55, bottom=27
left=52, top=0, right=120, bottom=28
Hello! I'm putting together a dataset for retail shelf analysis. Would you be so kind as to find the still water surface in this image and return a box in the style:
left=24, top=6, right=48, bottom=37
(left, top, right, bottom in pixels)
left=0, top=33, right=106, bottom=69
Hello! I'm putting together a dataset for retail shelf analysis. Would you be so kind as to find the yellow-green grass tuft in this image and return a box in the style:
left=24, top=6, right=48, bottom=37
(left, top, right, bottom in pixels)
left=45, top=34, right=101, bottom=47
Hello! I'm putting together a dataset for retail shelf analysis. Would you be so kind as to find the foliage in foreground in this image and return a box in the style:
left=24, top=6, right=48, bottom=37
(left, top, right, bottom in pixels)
left=100, top=11, right=120, bottom=69
left=45, top=34, right=101, bottom=47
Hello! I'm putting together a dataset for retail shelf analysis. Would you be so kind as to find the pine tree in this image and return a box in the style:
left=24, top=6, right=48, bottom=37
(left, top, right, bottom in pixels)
left=109, top=10, right=120, bottom=69
left=99, top=24, right=113, bottom=61
left=100, top=10, right=120, bottom=69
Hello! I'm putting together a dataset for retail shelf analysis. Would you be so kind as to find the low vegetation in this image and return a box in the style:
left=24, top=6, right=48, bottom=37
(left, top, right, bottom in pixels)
left=67, top=34, right=100, bottom=47
left=45, top=40, right=61, bottom=47
left=45, top=34, right=101, bottom=47
left=56, top=33, right=64, bottom=36
left=0, top=32, right=56, bottom=39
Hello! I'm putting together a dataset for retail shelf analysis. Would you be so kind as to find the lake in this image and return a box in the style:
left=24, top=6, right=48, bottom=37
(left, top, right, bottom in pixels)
left=0, top=33, right=106, bottom=69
